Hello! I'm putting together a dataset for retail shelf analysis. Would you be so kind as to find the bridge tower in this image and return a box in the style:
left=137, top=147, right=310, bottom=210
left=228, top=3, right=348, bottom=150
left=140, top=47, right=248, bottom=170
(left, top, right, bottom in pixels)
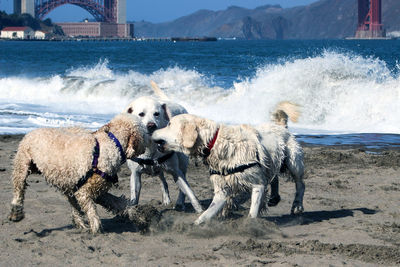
left=13, top=0, right=126, bottom=24
left=355, top=0, right=385, bottom=38
left=14, top=0, right=35, bottom=17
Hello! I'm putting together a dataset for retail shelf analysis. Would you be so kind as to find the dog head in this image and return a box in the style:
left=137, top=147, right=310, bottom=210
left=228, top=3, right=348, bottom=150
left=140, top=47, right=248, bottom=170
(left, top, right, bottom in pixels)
left=98, top=113, right=149, bottom=159
left=124, top=96, right=171, bottom=136
left=152, top=114, right=200, bottom=155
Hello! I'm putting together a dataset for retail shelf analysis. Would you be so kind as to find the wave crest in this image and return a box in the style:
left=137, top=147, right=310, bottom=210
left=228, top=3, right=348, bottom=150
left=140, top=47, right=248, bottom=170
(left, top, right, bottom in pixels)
left=1, top=52, right=399, bottom=134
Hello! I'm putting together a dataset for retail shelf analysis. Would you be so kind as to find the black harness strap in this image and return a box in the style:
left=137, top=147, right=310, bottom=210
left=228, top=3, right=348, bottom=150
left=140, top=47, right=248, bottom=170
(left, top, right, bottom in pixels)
left=209, top=162, right=260, bottom=176
left=75, top=133, right=123, bottom=191
left=131, top=152, right=175, bottom=166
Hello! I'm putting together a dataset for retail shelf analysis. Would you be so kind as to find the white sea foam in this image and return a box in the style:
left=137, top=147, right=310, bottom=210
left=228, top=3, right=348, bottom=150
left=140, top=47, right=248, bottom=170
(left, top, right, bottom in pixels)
left=0, top=52, right=399, bottom=134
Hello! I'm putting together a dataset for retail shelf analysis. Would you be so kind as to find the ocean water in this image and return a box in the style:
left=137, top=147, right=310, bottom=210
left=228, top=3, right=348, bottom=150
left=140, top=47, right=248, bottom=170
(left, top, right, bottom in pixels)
left=1, top=40, right=400, bottom=147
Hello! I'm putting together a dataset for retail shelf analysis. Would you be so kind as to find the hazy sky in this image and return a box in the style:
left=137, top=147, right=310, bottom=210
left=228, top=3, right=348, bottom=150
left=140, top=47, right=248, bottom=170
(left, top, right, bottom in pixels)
left=1, top=0, right=318, bottom=23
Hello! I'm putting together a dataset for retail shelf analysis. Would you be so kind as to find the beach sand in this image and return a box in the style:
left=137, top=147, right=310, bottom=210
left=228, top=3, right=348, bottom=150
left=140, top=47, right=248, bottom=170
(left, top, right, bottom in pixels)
left=0, top=134, right=399, bottom=266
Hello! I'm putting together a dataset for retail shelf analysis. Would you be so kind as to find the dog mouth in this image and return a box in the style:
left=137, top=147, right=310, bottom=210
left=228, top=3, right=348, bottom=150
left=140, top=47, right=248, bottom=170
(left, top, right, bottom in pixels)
left=154, top=139, right=166, bottom=153
left=147, top=129, right=156, bottom=135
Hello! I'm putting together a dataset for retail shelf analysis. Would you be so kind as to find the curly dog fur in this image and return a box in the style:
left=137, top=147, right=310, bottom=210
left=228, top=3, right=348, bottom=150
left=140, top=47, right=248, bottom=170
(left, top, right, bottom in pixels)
left=9, top=113, right=147, bottom=233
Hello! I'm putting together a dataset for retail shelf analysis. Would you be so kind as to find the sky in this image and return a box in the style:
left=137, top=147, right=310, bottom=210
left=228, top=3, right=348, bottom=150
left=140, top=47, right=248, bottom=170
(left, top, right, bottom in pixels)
left=1, top=0, right=318, bottom=23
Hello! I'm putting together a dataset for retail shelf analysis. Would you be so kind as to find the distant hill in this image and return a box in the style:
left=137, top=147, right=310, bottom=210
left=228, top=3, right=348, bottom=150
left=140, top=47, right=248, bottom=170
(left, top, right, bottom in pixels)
left=132, top=0, right=400, bottom=39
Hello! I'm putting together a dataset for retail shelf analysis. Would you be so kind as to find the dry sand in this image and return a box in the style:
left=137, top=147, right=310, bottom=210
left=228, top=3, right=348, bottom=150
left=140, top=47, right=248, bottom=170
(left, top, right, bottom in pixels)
left=1, top=134, right=399, bottom=266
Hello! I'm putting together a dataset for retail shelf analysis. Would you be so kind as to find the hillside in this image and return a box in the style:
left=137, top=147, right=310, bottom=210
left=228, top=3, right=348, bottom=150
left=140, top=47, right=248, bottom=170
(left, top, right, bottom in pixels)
left=133, top=0, right=400, bottom=39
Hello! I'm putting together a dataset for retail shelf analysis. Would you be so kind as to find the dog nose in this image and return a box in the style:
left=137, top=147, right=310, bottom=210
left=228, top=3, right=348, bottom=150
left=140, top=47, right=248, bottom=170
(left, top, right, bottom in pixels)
left=147, top=122, right=157, bottom=132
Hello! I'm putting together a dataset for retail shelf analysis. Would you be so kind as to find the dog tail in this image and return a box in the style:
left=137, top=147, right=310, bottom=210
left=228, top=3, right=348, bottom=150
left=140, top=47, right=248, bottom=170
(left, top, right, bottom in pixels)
left=271, top=101, right=301, bottom=128
left=150, top=81, right=170, bottom=101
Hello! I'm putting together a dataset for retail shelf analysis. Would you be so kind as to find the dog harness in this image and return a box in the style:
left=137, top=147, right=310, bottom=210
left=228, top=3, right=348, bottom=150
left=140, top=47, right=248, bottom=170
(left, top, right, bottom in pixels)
left=131, top=152, right=175, bottom=166
left=75, top=132, right=125, bottom=190
left=204, top=127, right=261, bottom=176
left=209, top=162, right=261, bottom=176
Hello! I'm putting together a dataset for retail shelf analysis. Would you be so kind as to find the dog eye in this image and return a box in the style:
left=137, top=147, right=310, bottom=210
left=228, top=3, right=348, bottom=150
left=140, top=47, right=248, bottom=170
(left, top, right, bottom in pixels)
left=139, top=112, right=145, bottom=117
left=154, top=112, right=160, bottom=117
left=127, top=108, right=133, bottom=114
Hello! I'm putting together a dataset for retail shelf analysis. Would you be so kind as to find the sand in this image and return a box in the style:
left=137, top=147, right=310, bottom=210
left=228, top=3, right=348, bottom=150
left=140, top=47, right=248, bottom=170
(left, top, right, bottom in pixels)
left=0, top=134, right=399, bottom=266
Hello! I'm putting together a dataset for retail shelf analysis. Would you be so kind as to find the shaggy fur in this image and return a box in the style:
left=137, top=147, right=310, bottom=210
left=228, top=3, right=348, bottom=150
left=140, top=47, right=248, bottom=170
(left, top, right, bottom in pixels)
left=153, top=103, right=305, bottom=225
left=9, top=113, right=148, bottom=233
left=124, top=89, right=202, bottom=213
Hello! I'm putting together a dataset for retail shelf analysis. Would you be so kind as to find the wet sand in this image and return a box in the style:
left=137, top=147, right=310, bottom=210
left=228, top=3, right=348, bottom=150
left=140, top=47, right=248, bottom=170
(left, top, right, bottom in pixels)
left=1, top=134, right=399, bottom=266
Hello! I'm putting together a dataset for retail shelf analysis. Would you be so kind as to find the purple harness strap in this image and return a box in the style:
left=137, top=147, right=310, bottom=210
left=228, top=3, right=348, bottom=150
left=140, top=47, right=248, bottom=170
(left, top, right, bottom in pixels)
left=75, top=133, right=124, bottom=191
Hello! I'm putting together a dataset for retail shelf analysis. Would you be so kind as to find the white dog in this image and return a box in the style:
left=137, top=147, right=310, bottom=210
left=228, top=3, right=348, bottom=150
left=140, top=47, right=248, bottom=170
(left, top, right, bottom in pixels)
left=124, top=82, right=203, bottom=213
left=152, top=102, right=305, bottom=224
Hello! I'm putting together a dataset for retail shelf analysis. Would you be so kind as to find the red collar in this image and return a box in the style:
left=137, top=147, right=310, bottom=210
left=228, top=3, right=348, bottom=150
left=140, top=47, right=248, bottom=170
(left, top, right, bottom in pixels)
left=207, top=128, right=219, bottom=151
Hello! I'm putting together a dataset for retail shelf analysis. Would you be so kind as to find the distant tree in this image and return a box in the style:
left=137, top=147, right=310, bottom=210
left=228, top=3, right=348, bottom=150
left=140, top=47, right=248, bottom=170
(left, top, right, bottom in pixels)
left=43, top=18, right=52, bottom=27
left=0, top=12, right=48, bottom=30
left=20, top=13, right=40, bottom=30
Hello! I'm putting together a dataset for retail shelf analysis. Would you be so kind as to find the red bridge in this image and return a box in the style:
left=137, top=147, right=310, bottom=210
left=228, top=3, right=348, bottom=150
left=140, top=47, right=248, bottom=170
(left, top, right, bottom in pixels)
left=34, top=0, right=119, bottom=23
left=356, top=0, right=385, bottom=38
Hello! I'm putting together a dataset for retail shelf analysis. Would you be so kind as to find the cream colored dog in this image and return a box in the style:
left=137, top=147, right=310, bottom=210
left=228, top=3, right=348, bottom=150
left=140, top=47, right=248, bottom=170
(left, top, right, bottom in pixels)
left=125, top=82, right=202, bottom=213
left=9, top=113, right=148, bottom=233
left=152, top=102, right=305, bottom=225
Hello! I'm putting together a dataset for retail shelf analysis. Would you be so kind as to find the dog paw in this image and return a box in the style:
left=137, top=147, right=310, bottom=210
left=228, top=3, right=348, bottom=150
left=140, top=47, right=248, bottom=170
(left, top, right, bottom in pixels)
left=9, top=205, right=24, bottom=222
left=174, top=203, right=185, bottom=212
left=73, top=221, right=89, bottom=230
left=194, top=218, right=204, bottom=225
left=89, top=222, right=103, bottom=234
left=268, top=194, right=281, bottom=207
left=162, top=197, right=172, bottom=206
left=291, top=204, right=304, bottom=215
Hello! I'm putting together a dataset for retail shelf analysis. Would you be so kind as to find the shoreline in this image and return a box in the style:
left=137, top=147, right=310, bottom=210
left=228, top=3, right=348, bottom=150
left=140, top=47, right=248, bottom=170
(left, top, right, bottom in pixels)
left=1, top=133, right=399, bottom=265
left=2, top=133, right=400, bottom=151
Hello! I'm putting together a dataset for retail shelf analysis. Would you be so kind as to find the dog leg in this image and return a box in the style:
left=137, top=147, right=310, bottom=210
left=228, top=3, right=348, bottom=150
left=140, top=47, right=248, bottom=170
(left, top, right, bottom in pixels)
left=9, top=148, right=31, bottom=222
left=95, top=192, right=129, bottom=215
left=175, top=190, right=186, bottom=211
left=129, top=166, right=142, bottom=205
left=268, top=176, right=281, bottom=207
left=249, top=184, right=265, bottom=218
left=67, top=195, right=88, bottom=230
left=171, top=170, right=203, bottom=213
left=158, top=172, right=171, bottom=206
left=75, top=190, right=102, bottom=234
left=291, top=177, right=305, bottom=215
left=195, top=190, right=226, bottom=225
left=175, top=154, right=188, bottom=210
left=286, top=142, right=305, bottom=214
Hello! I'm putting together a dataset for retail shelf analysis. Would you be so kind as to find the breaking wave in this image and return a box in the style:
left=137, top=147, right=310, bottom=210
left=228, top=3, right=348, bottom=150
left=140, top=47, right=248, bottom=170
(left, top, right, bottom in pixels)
left=1, top=52, right=400, bottom=134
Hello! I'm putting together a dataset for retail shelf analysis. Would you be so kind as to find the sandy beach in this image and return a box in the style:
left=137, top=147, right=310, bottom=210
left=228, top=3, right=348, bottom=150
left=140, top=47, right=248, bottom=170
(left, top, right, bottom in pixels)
left=0, top=134, right=399, bottom=266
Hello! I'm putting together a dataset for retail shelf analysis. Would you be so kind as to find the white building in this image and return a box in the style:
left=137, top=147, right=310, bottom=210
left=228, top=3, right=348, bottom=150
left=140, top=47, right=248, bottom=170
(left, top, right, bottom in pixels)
left=0, top=26, right=34, bottom=39
left=34, top=30, right=48, bottom=39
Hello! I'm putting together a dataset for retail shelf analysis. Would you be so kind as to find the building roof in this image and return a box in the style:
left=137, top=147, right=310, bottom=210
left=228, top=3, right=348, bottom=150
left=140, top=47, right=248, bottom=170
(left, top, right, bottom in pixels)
left=1, top=26, right=32, bottom=32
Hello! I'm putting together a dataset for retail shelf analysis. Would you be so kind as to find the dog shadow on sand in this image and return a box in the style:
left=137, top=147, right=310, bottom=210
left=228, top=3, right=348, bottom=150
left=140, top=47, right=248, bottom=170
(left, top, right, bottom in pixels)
left=267, top=207, right=378, bottom=227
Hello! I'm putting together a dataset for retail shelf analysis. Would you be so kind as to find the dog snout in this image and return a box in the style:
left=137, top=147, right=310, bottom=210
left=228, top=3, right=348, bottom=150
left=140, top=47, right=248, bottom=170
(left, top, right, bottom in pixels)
left=147, top=122, right=157, bottom=134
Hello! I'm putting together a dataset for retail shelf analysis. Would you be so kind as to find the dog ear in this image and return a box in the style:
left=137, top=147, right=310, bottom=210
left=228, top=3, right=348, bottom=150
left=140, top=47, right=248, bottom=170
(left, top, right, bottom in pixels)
left=94, top=122, right=110, bottom=134
left=181, top=121, right=198, bottom=149
left=161, top=103, right=171, bottom=121
left=126, top=128, right=144, bottom=159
